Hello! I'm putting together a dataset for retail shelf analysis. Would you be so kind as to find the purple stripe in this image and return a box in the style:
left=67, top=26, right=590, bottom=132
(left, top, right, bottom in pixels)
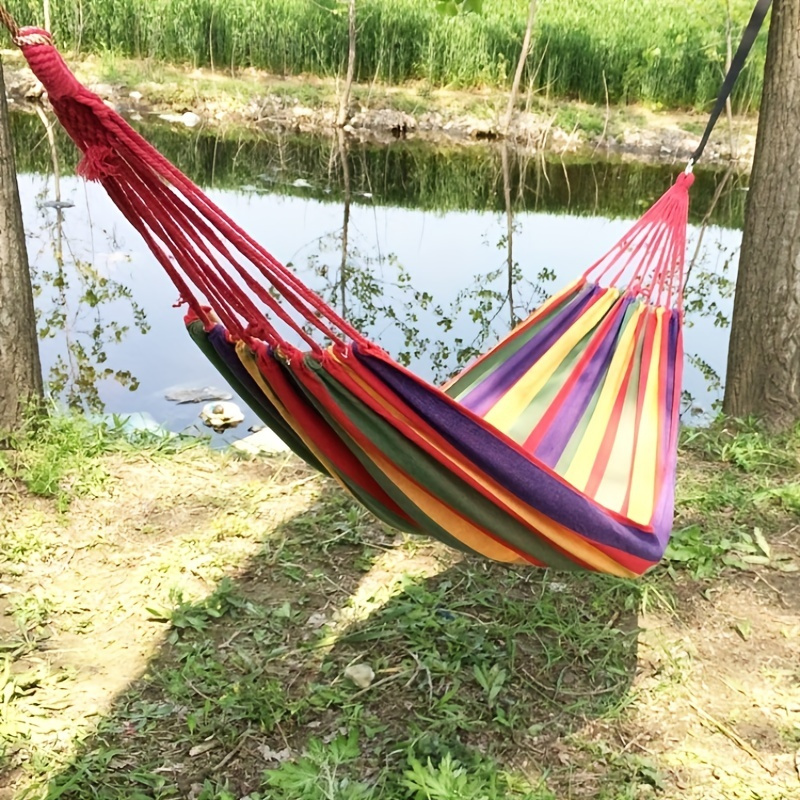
left=356, top=345, right=678, bottom=562
left=207, top=326, right=269, bottom=402
left=534, top=297, right=636, bottom=466
left=461, top=283, right=600, bottom=416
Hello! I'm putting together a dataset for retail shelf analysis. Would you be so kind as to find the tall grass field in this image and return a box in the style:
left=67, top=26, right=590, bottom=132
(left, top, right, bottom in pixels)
left=7, top=0, right=766, bottom=108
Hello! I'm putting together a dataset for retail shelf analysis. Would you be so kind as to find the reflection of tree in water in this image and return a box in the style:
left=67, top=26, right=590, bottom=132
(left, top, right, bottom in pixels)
left=28, top=109, right=150, bottom=412
left=681, top=165, right=744, bottom=415
left=300, top=138, right=557, bottom=384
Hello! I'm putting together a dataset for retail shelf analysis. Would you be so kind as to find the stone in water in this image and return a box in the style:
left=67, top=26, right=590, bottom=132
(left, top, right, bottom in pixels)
left=164, top=386, right=232, bottom=404
left=200, top=401, right=245, bottom=433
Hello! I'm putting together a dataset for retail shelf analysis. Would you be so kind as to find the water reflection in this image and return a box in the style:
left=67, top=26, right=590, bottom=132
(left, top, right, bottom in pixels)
left=25, top=110, right=150, bottom=413
left=12, top=111, right=744, bottom=428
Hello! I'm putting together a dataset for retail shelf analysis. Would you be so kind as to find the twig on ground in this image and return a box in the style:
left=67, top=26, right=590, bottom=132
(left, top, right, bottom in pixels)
left=689, top=700, right=776, bottom=775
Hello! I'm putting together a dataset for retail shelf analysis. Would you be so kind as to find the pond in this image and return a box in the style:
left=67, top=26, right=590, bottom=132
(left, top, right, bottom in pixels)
left=12, top=113, right=744, bottom=442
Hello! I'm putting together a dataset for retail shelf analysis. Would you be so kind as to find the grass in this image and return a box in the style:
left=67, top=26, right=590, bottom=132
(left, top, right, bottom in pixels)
left=0, top=412, right=798, bottom=798
left=0, top=406, right=200, bottom=511
left=5, top=0, right=766, bottom=109
left=669, top=418, right=800, bottom=578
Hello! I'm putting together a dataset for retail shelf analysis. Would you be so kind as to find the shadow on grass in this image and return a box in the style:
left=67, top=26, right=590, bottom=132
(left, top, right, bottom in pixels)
left=36, top=480, right=643, bottom=800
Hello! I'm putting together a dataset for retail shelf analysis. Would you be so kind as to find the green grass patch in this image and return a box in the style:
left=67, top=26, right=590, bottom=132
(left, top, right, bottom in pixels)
left=0, top=407, right=201, bottom=511
left=1, top=416, right=798, bottom=798
left=670, top=418, right=800, bottom=578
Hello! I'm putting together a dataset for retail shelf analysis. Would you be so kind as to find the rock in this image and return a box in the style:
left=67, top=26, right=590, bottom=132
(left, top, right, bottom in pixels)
left=180, top=111, right=202, bottom=128
left=199, top=401, right=245, bottom=433
left=349, top=109, right=417, bottom=136
left=40, top=200, right=75, bottom=210
left=6, top=74, right=45, bottom=100
left=292, top=178, right=312, bottom=189
left=89, top=83, right=116, bottom=98
left=231, top=427, right=289, bottom=455
left=158, top=111, right=202, bottom=128
left=129, top=90, right=143, bottom=101
left=164, top=386, right=232, bottom=404
left=344, top=663, right=375, bottom=689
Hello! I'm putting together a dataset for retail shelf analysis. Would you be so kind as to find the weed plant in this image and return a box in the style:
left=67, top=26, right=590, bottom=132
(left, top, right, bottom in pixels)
left=6, top=0, right=766, bottom=108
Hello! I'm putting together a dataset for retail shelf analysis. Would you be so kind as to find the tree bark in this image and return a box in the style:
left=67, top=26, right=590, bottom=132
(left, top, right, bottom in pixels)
left=0, top=58, right=42, bottom=432
left=336, top=0, right=357, bottom=128
left=723, top=0, right=800, bottom=430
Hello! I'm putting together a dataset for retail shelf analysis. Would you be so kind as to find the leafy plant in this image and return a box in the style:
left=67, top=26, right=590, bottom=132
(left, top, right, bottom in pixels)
left=264, top=733, right=375, bottom=800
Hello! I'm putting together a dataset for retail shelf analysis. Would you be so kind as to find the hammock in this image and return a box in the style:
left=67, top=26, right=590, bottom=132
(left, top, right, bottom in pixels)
left=3, top=2, right=769, bottom=576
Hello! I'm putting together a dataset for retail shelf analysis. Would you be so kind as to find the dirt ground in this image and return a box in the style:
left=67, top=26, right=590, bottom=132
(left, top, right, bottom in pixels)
left=1, top=445, right=798, bottom=799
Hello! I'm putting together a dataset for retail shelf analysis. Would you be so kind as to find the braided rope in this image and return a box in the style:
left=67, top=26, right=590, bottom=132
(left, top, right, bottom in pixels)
left=0, top=5, right=19, bottom=40
left=0, top=5, right=52, bottom=47
left=14, top=30, right=52, bottom=47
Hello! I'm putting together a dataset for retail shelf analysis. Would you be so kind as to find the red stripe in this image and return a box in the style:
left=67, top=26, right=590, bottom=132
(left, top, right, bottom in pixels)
left=620, top=311, right=658, bottom=519
left=583, top=313, right=645, bottom=500
left=523, top=291, right=628, bottom=454
left=314, top=350, right=654, bottom=574
left=253, top=345, right=415, bottom=526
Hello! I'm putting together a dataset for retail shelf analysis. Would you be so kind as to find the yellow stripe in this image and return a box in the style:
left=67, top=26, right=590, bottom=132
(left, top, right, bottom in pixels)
left=445, top=278, right=586, bottom=395
left=356, top=442, right=527, bottom=564
left=563, top=304, right=644, bottom=496
left=593, top=322, right=645, bottom=512
left=330, top=352, right=635, bottom=577
left=482, top=288, right=620, bottom=434
left=627, top=309, right=665, bottom=525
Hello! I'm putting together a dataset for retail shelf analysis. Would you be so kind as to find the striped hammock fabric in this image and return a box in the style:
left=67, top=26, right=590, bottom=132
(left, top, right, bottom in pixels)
left=15, top=27, right=693, bottom=576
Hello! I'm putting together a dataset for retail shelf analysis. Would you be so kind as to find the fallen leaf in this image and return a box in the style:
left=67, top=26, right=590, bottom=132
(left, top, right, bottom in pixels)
left=734, top=620, right=752, bottom=641
left=753, top=527, right=771, bottom=559
left=259, top=745, right=291, bottom=763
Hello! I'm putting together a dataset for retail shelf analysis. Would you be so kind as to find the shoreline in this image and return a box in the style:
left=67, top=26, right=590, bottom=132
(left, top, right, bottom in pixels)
left=2, top=50, right=757, bottom=168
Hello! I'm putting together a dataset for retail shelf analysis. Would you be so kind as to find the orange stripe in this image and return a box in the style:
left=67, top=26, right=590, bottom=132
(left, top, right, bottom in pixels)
left=323, top=352, right=640, bottom=576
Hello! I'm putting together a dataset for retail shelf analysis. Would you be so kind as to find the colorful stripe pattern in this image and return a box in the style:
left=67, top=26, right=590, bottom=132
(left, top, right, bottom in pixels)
left=18, top=30, right=693, bottom=575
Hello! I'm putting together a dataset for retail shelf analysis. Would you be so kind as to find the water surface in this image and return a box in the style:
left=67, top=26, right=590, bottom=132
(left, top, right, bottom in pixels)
left=13, top=116, right=743, bottom=438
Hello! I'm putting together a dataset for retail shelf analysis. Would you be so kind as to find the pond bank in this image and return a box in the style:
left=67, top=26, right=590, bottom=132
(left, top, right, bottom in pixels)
left=2, top=50, right=759, bottom=167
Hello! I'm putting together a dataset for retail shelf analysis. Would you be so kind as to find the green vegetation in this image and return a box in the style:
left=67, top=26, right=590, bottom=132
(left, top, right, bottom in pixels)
left=9, top=113, right=749, bottom=228
left=0, top=407, right=198, bottom=510
left=670, top=419, right=800, bottom=578
left=0, top=412, right=798, bottom=798
left=6, top=0, right=766, bottom=109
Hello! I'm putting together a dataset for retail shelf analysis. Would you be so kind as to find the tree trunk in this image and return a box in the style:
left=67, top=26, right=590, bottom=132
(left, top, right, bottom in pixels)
left=336, top=0, right=356, bottom=128
left=502, top=0, right=537, bottom=136
left=0, top=59, right=43, bottom=432
left=723, top=0, right=800, bottom=429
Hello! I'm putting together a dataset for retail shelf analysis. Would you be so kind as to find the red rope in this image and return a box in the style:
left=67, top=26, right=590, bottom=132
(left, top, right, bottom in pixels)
left=13, top=27, right=694, bottom=363
left=16, top=29, right=367, bottom=352
left=584, top=172, right=693, bottom=308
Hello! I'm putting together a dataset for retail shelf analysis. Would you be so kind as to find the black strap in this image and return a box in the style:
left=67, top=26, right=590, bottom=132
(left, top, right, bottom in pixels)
left=690, top=0, right=772, bottom=166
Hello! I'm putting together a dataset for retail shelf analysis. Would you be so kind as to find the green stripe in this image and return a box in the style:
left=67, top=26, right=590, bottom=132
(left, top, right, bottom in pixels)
left=445, top=282, right=586, bottom=401
left=307, top=358, right=581, bottom=571
left=187, top=322, right=327, bottom=473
